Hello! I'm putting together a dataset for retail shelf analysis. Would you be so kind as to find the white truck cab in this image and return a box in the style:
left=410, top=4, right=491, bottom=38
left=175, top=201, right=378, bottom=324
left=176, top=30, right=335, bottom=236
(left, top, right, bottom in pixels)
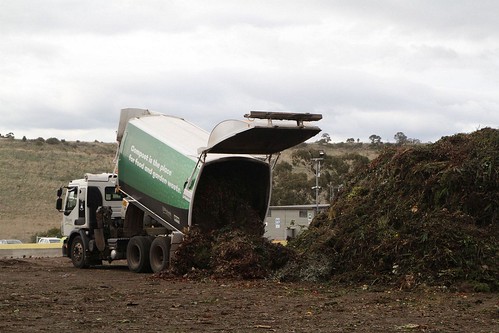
left=56, top=173, right=123, bottom=255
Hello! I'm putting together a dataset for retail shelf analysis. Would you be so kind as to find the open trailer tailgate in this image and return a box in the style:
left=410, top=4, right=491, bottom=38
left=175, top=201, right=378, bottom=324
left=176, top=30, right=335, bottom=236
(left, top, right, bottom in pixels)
left=204, top=111, right=322, bottom=155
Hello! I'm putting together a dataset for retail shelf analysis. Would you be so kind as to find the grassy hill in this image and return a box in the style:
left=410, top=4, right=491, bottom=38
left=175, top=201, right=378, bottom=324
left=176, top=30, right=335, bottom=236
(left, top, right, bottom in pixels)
left=0, top=138, right=378, bottom=242
left=0, top=139, right=116, bottom=242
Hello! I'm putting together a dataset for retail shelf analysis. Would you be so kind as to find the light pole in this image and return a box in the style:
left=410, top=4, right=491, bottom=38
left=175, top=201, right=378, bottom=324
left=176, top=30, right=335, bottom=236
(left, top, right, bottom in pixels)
left=311, top=150, right=325, bottom=213
left=329, top=182, right=334, bottom=202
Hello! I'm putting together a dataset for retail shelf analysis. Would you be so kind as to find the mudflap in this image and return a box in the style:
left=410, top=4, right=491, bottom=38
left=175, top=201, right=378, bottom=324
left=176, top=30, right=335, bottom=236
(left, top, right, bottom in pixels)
left=94, top=228, right=106, bottom=251
left=62, top=238, right=69, bottom=257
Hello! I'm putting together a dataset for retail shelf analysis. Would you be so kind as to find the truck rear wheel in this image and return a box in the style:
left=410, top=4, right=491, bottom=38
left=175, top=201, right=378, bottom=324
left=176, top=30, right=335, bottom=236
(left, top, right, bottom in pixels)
left=150, top=236, right=171, bottom=273
left=70, top=235, right=89, bottom=269
left=127, top=236, right=152, bottom=273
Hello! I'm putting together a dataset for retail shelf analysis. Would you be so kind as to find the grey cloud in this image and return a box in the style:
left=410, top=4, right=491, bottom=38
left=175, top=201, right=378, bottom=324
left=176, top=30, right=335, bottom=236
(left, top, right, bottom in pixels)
left=0, top=0, right=319, bottom=37
left=3, top=61, right=497, bottom=142
left=1, top=1, right=497, bottom=144
left=0, top=1, right=168, bottom=35
left=317, top=0, right=499, bottom=40
left=3, top=1, right=499, bottom=43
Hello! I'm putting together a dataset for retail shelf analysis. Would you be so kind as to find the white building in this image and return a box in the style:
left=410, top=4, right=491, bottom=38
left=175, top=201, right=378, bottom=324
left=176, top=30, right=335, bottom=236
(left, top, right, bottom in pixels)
left=264, top=204, right=329, bottom=241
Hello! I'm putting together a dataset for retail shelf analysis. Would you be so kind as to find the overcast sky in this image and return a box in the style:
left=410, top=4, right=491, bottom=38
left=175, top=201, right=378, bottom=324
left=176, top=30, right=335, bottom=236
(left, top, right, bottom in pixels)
left=1, top=1, right=497, bottom=143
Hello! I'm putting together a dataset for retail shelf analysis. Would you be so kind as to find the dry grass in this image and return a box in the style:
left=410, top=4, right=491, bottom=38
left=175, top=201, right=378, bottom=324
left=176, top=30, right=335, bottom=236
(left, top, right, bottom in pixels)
left=0, top=139, right=116, bottom=242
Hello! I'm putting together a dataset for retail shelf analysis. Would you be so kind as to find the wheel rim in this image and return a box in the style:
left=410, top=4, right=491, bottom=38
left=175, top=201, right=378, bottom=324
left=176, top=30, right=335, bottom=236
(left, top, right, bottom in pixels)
left=73, top=241, right=84, bottom=263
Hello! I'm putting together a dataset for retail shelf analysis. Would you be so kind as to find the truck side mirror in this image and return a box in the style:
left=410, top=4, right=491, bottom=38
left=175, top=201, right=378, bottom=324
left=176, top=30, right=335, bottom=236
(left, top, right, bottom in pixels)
left=56, top=197, right=63, bottom=211
left=57, top=187, right=63, bottom=197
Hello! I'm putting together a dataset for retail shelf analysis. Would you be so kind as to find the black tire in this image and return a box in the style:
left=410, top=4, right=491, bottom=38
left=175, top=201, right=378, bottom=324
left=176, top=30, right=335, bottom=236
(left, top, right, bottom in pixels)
left=127, top=236, right=153, bottom=273
left=70, top=235, right=89, bottom=269
left=149, top=236, right=171, bottom=273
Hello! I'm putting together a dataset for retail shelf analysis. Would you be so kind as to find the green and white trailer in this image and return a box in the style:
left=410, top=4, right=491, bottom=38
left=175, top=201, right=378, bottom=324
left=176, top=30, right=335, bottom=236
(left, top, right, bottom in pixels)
left=59, top=108, right=321, bottom=273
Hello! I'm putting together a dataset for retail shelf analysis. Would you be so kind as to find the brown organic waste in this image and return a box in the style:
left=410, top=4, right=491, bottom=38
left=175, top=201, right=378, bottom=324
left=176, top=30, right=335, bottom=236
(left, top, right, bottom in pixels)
left=279, top=128, right=498, bottom=290
left=164, top=159, right=289, bottom=280
left=168, top=227, right=291, bottom=279
left=160, top=128, right=497, bottom=291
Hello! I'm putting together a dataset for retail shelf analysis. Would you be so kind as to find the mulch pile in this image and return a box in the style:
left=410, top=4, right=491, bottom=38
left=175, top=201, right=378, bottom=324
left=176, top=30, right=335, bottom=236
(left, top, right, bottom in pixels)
left=164, top=164, right=291, bottom=279
left=278, top=128, right=498, bottom=290
left=159, top=128, right=497, bottom=290
left=169, top=227, right=291, bottom=279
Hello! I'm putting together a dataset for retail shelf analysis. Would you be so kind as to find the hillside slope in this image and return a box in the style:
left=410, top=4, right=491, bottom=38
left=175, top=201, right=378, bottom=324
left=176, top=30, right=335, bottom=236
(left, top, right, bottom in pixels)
left=0, top=139, right=116, bottom=241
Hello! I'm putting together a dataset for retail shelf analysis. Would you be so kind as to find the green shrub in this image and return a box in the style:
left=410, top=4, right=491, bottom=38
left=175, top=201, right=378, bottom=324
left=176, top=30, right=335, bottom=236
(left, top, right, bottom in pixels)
left=46, top=137, right=60, bottom=145
left=30, top=227, right=62, bottom=243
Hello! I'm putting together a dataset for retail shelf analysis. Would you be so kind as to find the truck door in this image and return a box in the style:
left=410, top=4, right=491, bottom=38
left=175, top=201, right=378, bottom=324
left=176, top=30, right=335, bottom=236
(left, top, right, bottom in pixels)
left=62, top=186, right=77, bottom=236
left=61, top=186, right=87, bottom=236
left=87, top=186, right=103, bottom=229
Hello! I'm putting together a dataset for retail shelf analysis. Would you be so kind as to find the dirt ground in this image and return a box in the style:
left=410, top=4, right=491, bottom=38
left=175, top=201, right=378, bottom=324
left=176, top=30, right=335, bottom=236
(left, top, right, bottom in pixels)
left=0, top=257, right=497, bottom=333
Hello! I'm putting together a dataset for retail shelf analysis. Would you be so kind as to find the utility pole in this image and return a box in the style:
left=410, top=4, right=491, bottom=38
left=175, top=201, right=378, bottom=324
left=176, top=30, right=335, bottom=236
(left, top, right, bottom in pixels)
left=311, top=150, right=325, bottom=213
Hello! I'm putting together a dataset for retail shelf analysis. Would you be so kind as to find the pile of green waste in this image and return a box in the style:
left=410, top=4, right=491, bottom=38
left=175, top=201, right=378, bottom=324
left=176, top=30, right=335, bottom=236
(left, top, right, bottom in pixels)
left=277, top=128, right=498, bottom=290
left=169, top=170, right=290, bottom=279
left=160, top=128, right=497, bottom=289
left=170, top=227, right=291, bottom=279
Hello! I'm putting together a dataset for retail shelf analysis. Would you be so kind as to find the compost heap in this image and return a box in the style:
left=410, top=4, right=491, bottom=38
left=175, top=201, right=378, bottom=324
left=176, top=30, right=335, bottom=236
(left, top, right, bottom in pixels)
left=168, top=168, right=291, bottom=279
left=279, top=128, right=498, bottom=290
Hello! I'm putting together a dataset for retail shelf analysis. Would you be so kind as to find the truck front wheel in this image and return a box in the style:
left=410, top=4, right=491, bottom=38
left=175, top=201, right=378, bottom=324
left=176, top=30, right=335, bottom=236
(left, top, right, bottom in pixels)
left=127, top=236, right=152, bottom=273
left=70, top=235, right=89, bottom=269
left=150, top=236, right=171, bottom=273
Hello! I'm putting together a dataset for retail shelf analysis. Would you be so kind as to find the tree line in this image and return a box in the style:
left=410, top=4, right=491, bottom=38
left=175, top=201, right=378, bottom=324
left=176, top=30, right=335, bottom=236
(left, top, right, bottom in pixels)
left=370, top=132, right=421, bottom=145
left=317, top=132, right=422, bottom=145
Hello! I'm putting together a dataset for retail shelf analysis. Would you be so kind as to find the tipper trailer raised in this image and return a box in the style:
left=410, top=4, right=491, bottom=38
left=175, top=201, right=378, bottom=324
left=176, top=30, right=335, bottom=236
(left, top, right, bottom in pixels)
left=57, top=109, right=322, bottom=272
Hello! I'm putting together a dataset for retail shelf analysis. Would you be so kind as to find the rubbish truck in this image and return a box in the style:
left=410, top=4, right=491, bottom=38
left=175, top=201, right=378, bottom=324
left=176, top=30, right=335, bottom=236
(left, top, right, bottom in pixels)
left=57, top=108, right=322, bottom=273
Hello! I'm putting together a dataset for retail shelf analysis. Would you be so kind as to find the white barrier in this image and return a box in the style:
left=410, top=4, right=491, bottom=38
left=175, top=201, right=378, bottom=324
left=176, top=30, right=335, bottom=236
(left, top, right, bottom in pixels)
left=0, top=243, right=62, bottom=258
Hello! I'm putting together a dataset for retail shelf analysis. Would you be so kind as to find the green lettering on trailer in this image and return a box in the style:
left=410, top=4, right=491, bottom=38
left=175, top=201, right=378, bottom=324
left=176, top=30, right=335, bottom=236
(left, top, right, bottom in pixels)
left=118, top=123, right=196, bottom=209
